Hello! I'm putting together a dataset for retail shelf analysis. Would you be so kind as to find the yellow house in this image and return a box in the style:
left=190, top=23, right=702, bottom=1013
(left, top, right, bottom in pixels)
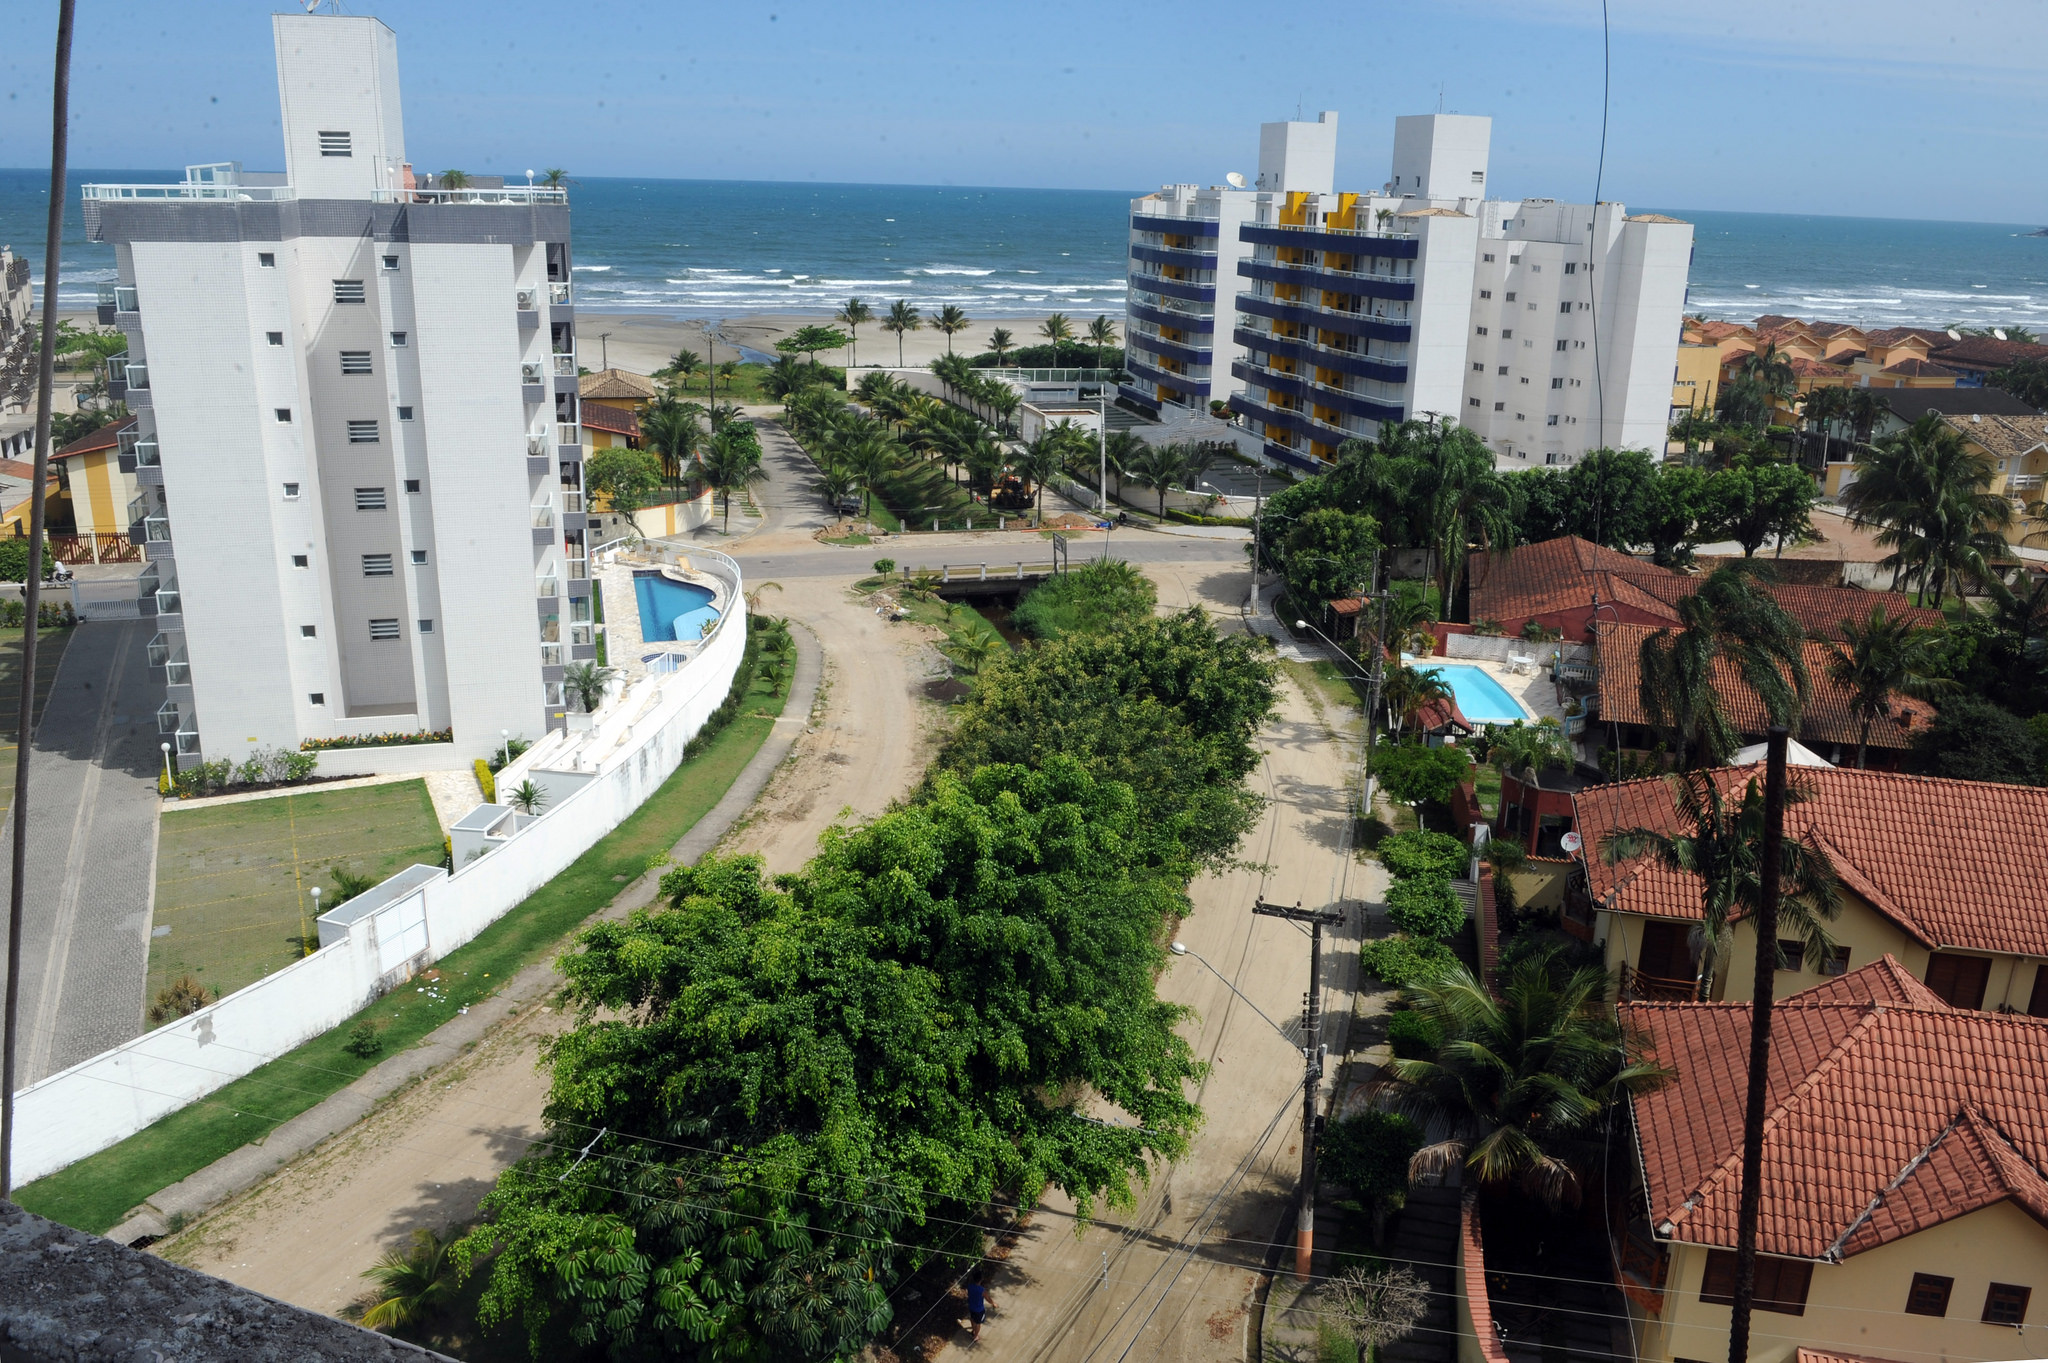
left=1573, top=765, right=2048, bottom=1015
left=1950, top=410, right=2048, bottom=538
left=1612, top=961, right=2048, bottom=1363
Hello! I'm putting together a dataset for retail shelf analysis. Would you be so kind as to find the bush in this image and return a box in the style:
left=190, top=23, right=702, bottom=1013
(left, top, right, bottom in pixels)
left=147, top=974, right=216, bottom=1025
left=1320, top=1108, right=1423, bottom=1210
left=300, top=728, right=452, bottom=752
left=1913, top=695, right=2043, bottom=785
left=342, top=1019, right=384, bottom=1059
left=1013, top=559, right=1159, bottom=640
left=0, top=598, right=76, bottom=628
left=473, top=758, right=496, bottom=804
left=1386, top=1008, right=1442, bottom=1060
left=0, top=538, right=55, bottom=583
left=1385, top=876, right=1466, bottom=939
left=1374, top=742, right=1472, bottom=807
left=1378, top=830, right=1468, bottom=881
left=1359, top=934, right=1458, bottom=987
left=872, top=558, right=896, bottom=574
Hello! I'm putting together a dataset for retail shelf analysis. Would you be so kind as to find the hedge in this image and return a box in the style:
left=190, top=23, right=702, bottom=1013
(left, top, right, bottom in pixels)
left=1385, top=876, right=1466, bottom=940
left=1359, top=934, right=1458, bottom=987
left=1377, top=830, right=1468, bottom=881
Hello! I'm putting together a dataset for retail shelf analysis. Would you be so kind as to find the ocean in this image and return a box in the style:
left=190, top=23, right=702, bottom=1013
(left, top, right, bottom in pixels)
left=3, top=170, right=2044, bottom=332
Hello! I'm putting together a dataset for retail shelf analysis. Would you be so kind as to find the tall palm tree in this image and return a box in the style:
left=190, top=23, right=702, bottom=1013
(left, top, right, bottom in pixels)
left=1637, top=567, right=1811, bottom=770
left=1824, top=605, right=1953, bottom=769
left=667, top=347, right=702, bottom=393
left=1373, top=955, right=1670, bottom=1206
left=1085, top=314, right=1119, bottom=365
left=1799, top=385, right=1849, bottom=466
left=359, top=1229, right=456, bottom=1332
left=1377, top=663, right=1452, bottom=743
left=539, top=167, right=571, bottom=188
left=1039, top=312, right=1075, bottom=368
left=984, top=385, right=1020, bottom=437
left=835, top=298, right=873, bottom=367
left=1843, top=411, right=2011, bottom=605
left=986, top=327, right=1016, bottom=368
left=640, top=398, right=705, bottom=482
left=882, top=300, right=920, bottom=367
left=1737, top=343, right=1796, bottom=427
left=1377, top=420, right=1517, bottom=615
left=929, top=304, right=969, bottom=355
left=1124, top=438, right=1192, bottom=519
left=700, top=424, right=769, bottom=531
left=1014, top=426, right=1076, bottom=524
left=1844, top=388, right=1892, bottom=446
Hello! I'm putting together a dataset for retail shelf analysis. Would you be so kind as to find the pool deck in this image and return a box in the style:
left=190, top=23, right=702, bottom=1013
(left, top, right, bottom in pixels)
left=1425, top=657, right=1566, bottom=727
left=598, top=553, right=732, bottom=683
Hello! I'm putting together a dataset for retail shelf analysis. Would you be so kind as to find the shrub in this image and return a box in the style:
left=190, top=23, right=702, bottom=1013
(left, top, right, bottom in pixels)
left=235, top=755, right=266, bottom=786
left=1377, top=830, right=1468, bottom=881
left=300, top=728, right=452, bottom=752
left=1359, top=934, right=1458, bottom=987
left=872, top=558, right=896, bottom=574
left=0, top=598, right=76, bottom=627
left=342, top=1019, right=384, bottom=1059
left=1319, top=1109, right=1424, bottom=1241
left=1013, top=559, right=1159, bottom=640
left=1385, top=876, right=1465, bottom=939
left=473, top=758, right=496, bottom=803
left=0, top=538, right=55, bottom=583
left=147, top=974, right=216, bottom=1025
left=1374, top=742, right=1471, bottom=807
left=1385, top=1008, right=1442, bottom=1060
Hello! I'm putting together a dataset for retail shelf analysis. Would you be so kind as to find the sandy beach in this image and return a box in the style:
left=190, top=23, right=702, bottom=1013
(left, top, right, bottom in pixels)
left=576, top=310, right=1112, bottom=376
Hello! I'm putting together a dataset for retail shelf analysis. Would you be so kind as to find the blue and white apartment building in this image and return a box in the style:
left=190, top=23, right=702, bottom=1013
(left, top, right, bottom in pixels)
left=1124, top=114, right=1694, bottom=471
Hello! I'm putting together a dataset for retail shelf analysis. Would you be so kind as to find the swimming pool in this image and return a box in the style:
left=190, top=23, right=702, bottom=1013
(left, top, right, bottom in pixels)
left=633, top=571, right=721, bottom=642
left=1415, top=662, right=1533, bottom=726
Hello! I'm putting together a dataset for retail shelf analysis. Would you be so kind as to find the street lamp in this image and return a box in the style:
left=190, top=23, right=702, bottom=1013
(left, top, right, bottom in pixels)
left=306, top=884, right=321, bottom=960
left=1168, top=941, right=1294, bottom=1042
left=159, top=741, right=172, bottom=787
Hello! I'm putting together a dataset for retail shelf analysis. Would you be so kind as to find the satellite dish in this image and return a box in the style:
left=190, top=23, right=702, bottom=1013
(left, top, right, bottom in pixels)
left=1947, top=328, right=1962, bottom=340
left=1560, top=831, right=1584, bottom=855
left=1994, top=328, right=2009, bottom=341
left=1225, top=171, right=1247, bottom=189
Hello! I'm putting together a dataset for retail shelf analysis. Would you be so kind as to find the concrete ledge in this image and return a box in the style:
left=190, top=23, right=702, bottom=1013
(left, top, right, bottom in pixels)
left=0, top=1201, right=454, bottom=1361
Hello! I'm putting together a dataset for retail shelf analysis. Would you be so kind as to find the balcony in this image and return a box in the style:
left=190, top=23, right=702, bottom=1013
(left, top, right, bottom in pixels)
left=549, top=282, right=572, bottom=305
left=144, top=515, right=172, bottom=543
left=1241, top=222, right=1421, bottom=253
left=96, top=283, right=138, bottom=313
left=165, top=659, right=191, bottom=684
left=369, top=185, right=568, bottom=205
left=527, top=431, right=550, bottom=456
left=532, top=501, right=556, bottom=529
left=566, top=553, right=589, bottom=582
left=1232, top=360, right=1403, bottom=426
left=516, top=287, right=538, bottom=312
left=1128, top=330, right=1213, bottom=369
left=1129, top=273, right=1214, bottom=305
left=1125, top=354, right=1206, bottom=402
left=1238, top=295, right=1412, bottom=345
left=551, top=352, right=576, bottom=378
left=156, top=702, right=180, bottom=735
left=1130, top=242, right=1219, bottom=271
left=556, top=421, right=581, bottom=448
left=1131, top=210, right=1220, bottom=235
left=175, top=728, right=201, bottom=757
left=539, top=642, right=564, bottom=666
left=1233, top=326, right=1409, bottom=386
left=146, top=633, right=171, bottom=668
left=570, top=621, right=594, bottom=646
left=1126, top=297, right=1214, bottom=336
left=560, top=488, right=585, bottom=514
left=536, top=573, right=560, bottom=599
left=521, top=362, right=545, bottom=386
left=1237, top=257, right=1417, bottom=303
left=155, top=586, right=181, bottom=616
left=122, top=361, right=149, bottom=391
left=1620, top=965, right=1697, bottom=1003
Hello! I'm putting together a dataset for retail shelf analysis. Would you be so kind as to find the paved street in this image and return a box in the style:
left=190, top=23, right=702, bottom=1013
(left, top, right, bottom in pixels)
left=0, top=619, right=163, bottom=1085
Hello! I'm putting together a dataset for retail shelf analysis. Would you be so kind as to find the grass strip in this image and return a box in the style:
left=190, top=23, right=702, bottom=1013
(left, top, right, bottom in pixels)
left=17, top=630, right=794, bottom=1234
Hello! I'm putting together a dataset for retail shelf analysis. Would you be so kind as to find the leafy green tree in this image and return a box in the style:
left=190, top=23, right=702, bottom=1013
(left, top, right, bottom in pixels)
left=1641, top=462, right=1715, bottom=567
left=1483, top=719, right=1573, bottom=783
left=1709, top=458, right=1817, bottom=558
left=1378, top=664, right=1453, bottom=744
left=1373, top=741, right=1469, bottom=807
left=1319, top=1110, right=1424, bottom=1245
left=1385, top=876, right=1464, bottom=939
left=881, top=300, right=920, bottom=366
left=1505, top=448, right=1658, bottom=551
left=1375, top=830, right=1468, bottom=880
left=1281, top=507, right=1379, bottom=610
left=1991, top=357, right=2048, bottom=410
left=774, top=325, right=850, bottom=367
left=1911, top=695, right=2043, bottom=785
left=1377, top=419, right=1518, bottom=616
left=1825, top=605, right=1953, bottom=769
left=584, top=447, right=663, bottom=521
left=1375, top=953, right=1671, bottom=1205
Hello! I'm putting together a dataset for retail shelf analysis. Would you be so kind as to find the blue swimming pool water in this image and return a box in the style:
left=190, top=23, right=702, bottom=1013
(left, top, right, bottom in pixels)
left=633, top=571, right=720, bottom=642
left=1417, top=663, right=1532, bottom=726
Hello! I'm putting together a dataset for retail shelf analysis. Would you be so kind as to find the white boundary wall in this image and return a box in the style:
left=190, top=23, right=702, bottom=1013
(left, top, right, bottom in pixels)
left=1444, top=634, right=1591, bottom=666
left=7, top=552, right=746, bottom=1185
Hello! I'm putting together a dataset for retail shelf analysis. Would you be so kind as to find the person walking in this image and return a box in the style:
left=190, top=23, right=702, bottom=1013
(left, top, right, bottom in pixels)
left=966, top=1266, right=989, bottom=1342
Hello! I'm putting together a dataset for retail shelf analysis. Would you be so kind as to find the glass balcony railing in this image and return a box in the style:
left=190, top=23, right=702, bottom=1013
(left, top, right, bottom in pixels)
left=560, top=489, right=584, bottom=513
left=551, top=353, right=575, bottom=377
left=555, top=421, right=580, bottom=446
left=539, top=642, right=564, bottom=666
left=521, top=362, right=544, bottom=385
left=146, top=634, right=171, bottom=668
left=133, top=439, right=160, bottom=467
left=124, top=361, right=149, bottom=390
left=565, top=554, right=588, bottom=581
left=549, top=282, right=572, bottom=305
left=156, top=587, right=181, bottom=615
left=97, top=283, right=139, bottom=311
left=570, top=622, right=593, bottom=646
left=156, top=703, right=180, bottom=735
left=527, top=431, right=549, bottom=456
left=532, top=502, right=555, bottom=528
left=536, top=574, right=560, bottom=599
left=175, top=729, right=201, bottom=756
left=165, top=660, right=191, bottom=684
left=144, top=516, right=172, bottom=542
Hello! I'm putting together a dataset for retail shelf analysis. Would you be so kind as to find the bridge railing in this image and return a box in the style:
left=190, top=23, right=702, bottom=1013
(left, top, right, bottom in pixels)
left=917, top=562, right=1062, bottom=584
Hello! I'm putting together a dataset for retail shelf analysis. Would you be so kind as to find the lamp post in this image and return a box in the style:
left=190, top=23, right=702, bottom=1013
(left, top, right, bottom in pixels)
left=159, top=740, right=172, bottom=788
left=306, top=884, right=321, bottom=960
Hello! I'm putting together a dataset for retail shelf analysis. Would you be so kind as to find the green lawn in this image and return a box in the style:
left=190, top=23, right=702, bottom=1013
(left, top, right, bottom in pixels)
left=148, top=780, right=447, bottom=1009
left=17, top=632, right=794, bottom=1235
left=0, top=624, right=77, bottom=817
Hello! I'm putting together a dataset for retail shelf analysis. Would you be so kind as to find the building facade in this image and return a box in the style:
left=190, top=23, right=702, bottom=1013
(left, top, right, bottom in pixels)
left=84, top=12, right=589, bottom=767
left=1136, top=113, right=1695, bottom=471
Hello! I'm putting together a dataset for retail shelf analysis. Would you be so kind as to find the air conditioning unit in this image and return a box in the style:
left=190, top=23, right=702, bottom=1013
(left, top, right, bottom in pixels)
left=516, top=288, right=537, bottom=311
left=521, top=362, right=544, bottom=385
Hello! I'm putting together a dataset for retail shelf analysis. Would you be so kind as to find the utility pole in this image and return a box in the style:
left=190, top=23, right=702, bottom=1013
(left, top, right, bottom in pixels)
left=1728, top=726, right=1788, bottom=1363
left=1248, top=456, right=1267, bottom=615
left=1252, top=897, right=1345, bottom=1282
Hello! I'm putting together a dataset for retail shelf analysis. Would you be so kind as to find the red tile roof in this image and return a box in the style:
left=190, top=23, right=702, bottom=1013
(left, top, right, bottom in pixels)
left=1863, top=327, right=1936, bottom=348
left=1638, top=580, right=1942, bottom=640
left=579, top=403, right=641, bottom=438
left=1929, top=336, right=2048, bottom=372
left=1467, top=537, right=1680, bottom=624
left=1880, top=357, right=1957, bottom=378
left=1415, top=695, right=1473, bottom=735
left=1592, top=620, right=1937, bottom=754
left=1797, top=1352, right=1916, bottom=1363
left=1624, top=973, right=2048, bottom=1260
left=1689, top=321, right=1752, bottom=343
left=1576, top=765, right=2048, bottom=955
left=51, top=414, right=135, bottom=461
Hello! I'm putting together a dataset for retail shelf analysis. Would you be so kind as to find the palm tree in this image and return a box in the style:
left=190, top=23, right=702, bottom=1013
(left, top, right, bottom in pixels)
left=508, top=778, right=548, bottom=815
left=882, top=300, right=920, bottom=367
left=1799, top=385, right=1849, bottom=466
left=717, top=360, right=738, bottom=392
left=700, top=424, right=769, bottom=530
left=1373, top=954, right=1670, bottom=1206
left=1378, top=663, right=1452, bottom=743
left=667, top=347, right=703, bottom=393
left=539, top=167, right=571, bottom=188
left=1378, top=419, right=1517, bottom=615
left=1123, top=438, right=1190, bottom=519
left=1844, top=388, right=1892, bottom=446
left=436, top=169, right=470, bottom=190
left=1039, top=312, right=1075, bottom=368
left=562, top=660, right=619, bottom=714
left=929, top=304, right=970, bottom=355
left=1486, top=719, right=1573, bottom=785
left=1637, top=567, right=1811, bottom=770
left=640, top=398, right=705, bottom=482
left=1013, top=428, right=1072, bottom=524
left=1736, top=343, right=1797, bottom=427
left=984, top=385, right=1020, bottom=437
left=1085, top=314, right=1119, bottom=365
left=834, top=429, right=895, bottom=521
left=358, top=1228, right=456, bottom=1332
left=1843, top=412, right=2011, bottom=605
left=835, top=298, right=873, bottom=367
left=1824, top=605, right=1953, bottom=769
left=986, top=327, right=1016, bottom=368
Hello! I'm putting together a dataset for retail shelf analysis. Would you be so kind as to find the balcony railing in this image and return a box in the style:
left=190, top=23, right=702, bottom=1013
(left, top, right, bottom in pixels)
left=556, top=421, right=581, bottom=446
left=521, top=362, right=545, bottom=385
left=560, top=489, right=585, bottom=513
left=133, top=439, right=160, bottom=467
left=539, top=642, right=564, bottom=666
left=527, top=431, right=549, bottom=456
left=155, top=587, right=181, bottom=616
left=96, top=283, right=139, bottom=312
left=552, top=352, right=576, bottom=378
left=536, top=573, right=560, bottom=599
left=165, top=659, right=191, bottom=684
left=2007, top=474, right=2045, bottom=492
left=85, top=181, right=292, bottom=203
left=532, top=502, right=556, bottom=529
left=156, top=702, right=180, bottom=734
left=1620, top=965, right=1697, bottom=1003
left=565, top=554, right=589, bottom=581
left=124, top=361, right=149, bottom=391
left=549, top=282, right=572, bottom=305
left=144, top=516, right=172, bottom=543
left=369, top=185, right=568, bottom=205
left=146, top=633, right=171, bottom=668
left=570, top=622, right=594, bottom=646
left=175, top=728, right=201, bottom=756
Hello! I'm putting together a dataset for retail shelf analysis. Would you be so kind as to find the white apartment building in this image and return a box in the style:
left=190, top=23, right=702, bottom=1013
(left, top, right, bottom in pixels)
left=1120, top=113, right=1339, bottom=420
left=83, top=13, right=589, bottom=769
left=1189, top=113, right=1694, bottom=470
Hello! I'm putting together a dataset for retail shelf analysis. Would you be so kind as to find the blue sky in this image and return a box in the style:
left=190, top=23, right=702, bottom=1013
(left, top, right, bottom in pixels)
left=4, top=0, right=2044, bottom=222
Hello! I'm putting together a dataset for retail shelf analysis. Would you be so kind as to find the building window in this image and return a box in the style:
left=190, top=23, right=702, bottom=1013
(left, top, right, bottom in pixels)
left=382, top=255, right=400, bottom=271
left=258, top=252, right=276, bottom=267
left=397, top=405, right=414, bottom=421
left=418, top=619, right=435, bottom=634
left=282, top=482, right=301, bottom=499
left=1494, top=402, right=1505, bottom=412
left=300, top=624, right=317, bottom=638
left=1476, top=327, right=1489, bottom=337
left=267, top=331, right=284, bottom=346
left=1502, top=330, right=1514, bottom=340
left=411, top=549, right=428, bottom=565
left=390, top=331, right=408, bottom=347
left=354, top=487, right=387, bottom=511
left=1564, top=262, right=1577, bottom=275
left=1479, top=290, right=1492, bottom=300
left=1472, top=362, right=1484, bottom=372
left=1519, top=376, right=1530, bottom=384
left=1552, top=377, right=1565, bottom=389
left=1531, top=264, right=1542, bottom=273
left=368, top=618, right=401, bottom=641
left=1482, top=253, right=1495, bottom=263
left=1926, top=953, right=1991, bottom=1009
left=1556, top=339, right=1569, bottom=352
left=292, top=554, right=308, bottom=568
left=1471, top=170, right=1484, bottom=183
left=275, top=408, right=292, bottom=423
left=362, top=553, right=394, bottom=577
left=1515, top=412, right=1526, bottom=421
left=1821, top=946, right=1851, bottom=976
left=347, top=420, right=380, bottom=444
left=1468, top=397, right=1481, bottom=408
left=1560, top=302, right=1573, bottom=314
left=1498, top=366, right=1509, bottom=376
left=340, top=351, right=372, bottom=375
left=404, top=478, right=421, bottom=493
left=1906, top=1273, right=1954, bottom=1317
left=1546, top=414, right=1559, bottom=426
left=309, top=692, right=325, bottom=705
left=1984, top=1283, right=2032, bottom=1325
left=1505, top=292, right=1517, bottom=302
left=333, top=279, right=366, bottom=304
left=1509, top=255, right=1521, bottom=264
left=317, top=130, right=352, bottom=157
left=1700, top=1251, right=1810, bottom=1315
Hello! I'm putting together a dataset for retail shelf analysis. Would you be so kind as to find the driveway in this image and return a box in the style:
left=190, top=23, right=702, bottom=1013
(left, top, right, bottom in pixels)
left=0, top=619, right=164, bottom=1085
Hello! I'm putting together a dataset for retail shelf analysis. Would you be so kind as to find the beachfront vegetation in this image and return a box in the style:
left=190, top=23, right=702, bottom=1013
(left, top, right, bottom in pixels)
left=881, top=299, right=921, bottom=366
left=1842, top=410, right=2011, bottom=606
left=451, top=611, right=1277, bottom=1360
left=698, top=422, right=769, bottom=530
left=928, top=303, right=970, bottom=353
left=583, top=446, right=663, bottom=520
left=835, top=297, right=873, bottom=366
